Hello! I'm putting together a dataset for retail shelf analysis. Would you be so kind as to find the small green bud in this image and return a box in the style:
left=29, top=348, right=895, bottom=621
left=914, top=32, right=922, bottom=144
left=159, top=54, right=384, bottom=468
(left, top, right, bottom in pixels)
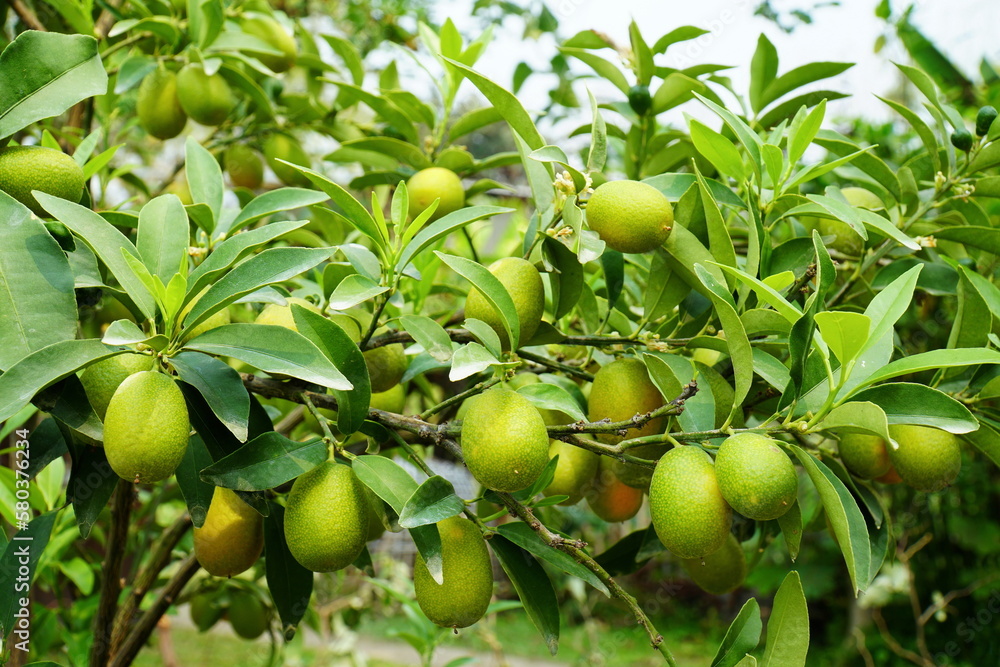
left=951, top=129, right=973, bottom=152
left=627, top=84, right=653, bottom=116
left=976, top=106, right=998, bottom=137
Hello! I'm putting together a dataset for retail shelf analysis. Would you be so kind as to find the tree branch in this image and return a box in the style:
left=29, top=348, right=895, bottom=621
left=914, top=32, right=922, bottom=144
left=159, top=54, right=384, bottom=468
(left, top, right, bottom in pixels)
left=9, top=0, right=46, bottom=31
left=89, top=479, right=134, bottom=667
left=364, top=328, right=689, bottom=351
left=109, top=513, right=193, bottom=657
left=495, top=492, right=679, bottom=667
left=108, top=555, right=201, bottom=667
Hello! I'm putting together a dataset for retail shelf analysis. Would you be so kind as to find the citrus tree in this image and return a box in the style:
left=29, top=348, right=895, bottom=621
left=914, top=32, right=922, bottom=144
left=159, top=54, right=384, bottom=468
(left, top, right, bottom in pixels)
left=1, top=3, right=999, bottom=667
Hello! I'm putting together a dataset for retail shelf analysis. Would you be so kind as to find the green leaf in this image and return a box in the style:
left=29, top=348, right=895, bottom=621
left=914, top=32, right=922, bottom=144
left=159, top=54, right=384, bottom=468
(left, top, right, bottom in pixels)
left=186, top=221, right=309, bottom=297
left=184, top=247, right=331, bottom=335
left=715, top=264, right=800, bottom=323
left=760, top=571, right=809, bottom=667
left=449, top=342, right=501, bottom=382
left=224, top=190, right=326, bottom=238
left=185, top=137, right=224, bottom=229
left=292, top=306, right=371, bottom=435
left=136, top=194, right=189, bottom=286
left=695, top=93, right=762, bottom=178
left=0, top=192, right=77, bottom=371
left=652, top=26, right=710, bottom=54
left=820, top=402, right=891, bottom=442
left=339, top=137, right=432, bottom=170
left=327, top=274, right=388, bottom=310
left=652, top=73, right=705, bottom=113
left=933, top=226, right=1000, bottom=256
left=183, top=323, right=352, bottom=390
left=170, top=351, right=250, bottom=442
left=749, top=34, right=779, bottom=114
left=286, top=164, right=384, bottom=247
left=777, top=502, right=803, bottom=561
left=353, top=455, right=419, bottom=514
left=559, top=48, right=630, bottom=95
left=586, top=89, right=607, bottom=173
left=0, top=32, right=108, bottom=139
left=711, top=598, right=762, bottom=667
left=443, top=58, right=545, bottom=150
left=463, top=318, right=502, bottom=357
left=814, top=311, right=870, bottom=366
left=695, top=265, right=753, bottom=423
left=399, top=315, right=453, bottom=363
left=175, top=435, right=214, bottom=528
left=450, top=107, right=503, bottom=140
left=876, top=96, right=941, bottom=174
left=265, top=503, right=314, bottom=634
left=410, top=523, right=444, bottom=585
left=690, top=119, right=745, bottom=181
left=515, top=383, right=586, bottom=422
left=761, top=62, right=852, bottom=111
left=397, top=476, right=465, bottom=529
left=850, top=383, right=978, bottom=433
left=436, top=252, right=519, bottom=349
left=37, top=194, right=156, bottom=320
left=662, top=223, right=728, bottom=298
left=496, top=522, right=608, bottom=595
left=0, top=340, right=126, bottom=422
left=963, top=420, right=1000, bottom=468
left=201, top=433, right=326, bottom=491
left=489, top=534, right=560, bottom=655
left=850, top=348, right=1000, bottom=393
left=0, top=510, right=58, bottom=638
left=859, top=264, right=922, bottom=358
left=787, top=101, right=826, bottom=167
left=790, top=446, right=870, bottom=594
left=644, top=173, right=747, bottom=209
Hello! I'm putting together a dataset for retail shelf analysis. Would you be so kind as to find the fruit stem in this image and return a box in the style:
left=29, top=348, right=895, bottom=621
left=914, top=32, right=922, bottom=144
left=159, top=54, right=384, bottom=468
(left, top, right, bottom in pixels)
left=495, top=492, right=680, bottom=666
left=420, top=375, right=502, bottom=421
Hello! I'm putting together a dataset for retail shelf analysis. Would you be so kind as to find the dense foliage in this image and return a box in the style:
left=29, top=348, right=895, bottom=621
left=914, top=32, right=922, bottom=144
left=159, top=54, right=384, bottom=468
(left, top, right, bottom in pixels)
left=1, top=2, right=999, bottom=666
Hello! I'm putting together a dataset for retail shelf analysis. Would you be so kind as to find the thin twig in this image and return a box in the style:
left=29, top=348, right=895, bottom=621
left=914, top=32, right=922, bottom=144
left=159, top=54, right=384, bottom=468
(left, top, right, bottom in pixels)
left=109, top=513, right=193, bottom=656
left=108, top=555, right=201, bottom=667
left=9, top=0, right=45, bottom=30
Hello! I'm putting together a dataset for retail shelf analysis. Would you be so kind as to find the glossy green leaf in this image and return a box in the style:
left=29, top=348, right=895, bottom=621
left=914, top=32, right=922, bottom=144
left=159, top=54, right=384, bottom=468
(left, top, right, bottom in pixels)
left=790, top=446, right=870, bottom=594
left=292, top=305, right=370, bottom=435
left=437, top=252, right=519, bottom=349
left=490, top=534, right=560, bottom=655
left=183, top=323, right=352, bottom=390
left=0, top=510, right=58, bottom=638
left=225, top=190, right=327, bottom=237
left=353, top=455, right=419, bottom=513
left=777, top=502, right=803, bottom=561
left=850, top=383, right=978, bottom=433
left=0, top=32, right=107, bottom=139
left=399, top=315, right=453, bottom=363
left=760, top=571, right=809, bottom=667
left=0, top=193, right=77, bottom=371
left=695, top=265, right=753, bottom=423
left=170, top=351, right=250, bottom=442
left=850, top=348, right=1000, bottom=394
left=265, top=503, right=314, bottom=635
left=515, top=383, right=586, bottom=422
left=820, top=401, right=891, bottom=442
left=711, top=598, right=762, bottom=667
left=814, top=311, right=870, bottom=366
left=200, top=433, right=326, bottom=491
left=496, top=522, right=608, bottom=595
left=175, top=435, right=215, bottom=528
left=397, top=476, right=465, bottom=528
left=185, top=137, right=224, bottom=228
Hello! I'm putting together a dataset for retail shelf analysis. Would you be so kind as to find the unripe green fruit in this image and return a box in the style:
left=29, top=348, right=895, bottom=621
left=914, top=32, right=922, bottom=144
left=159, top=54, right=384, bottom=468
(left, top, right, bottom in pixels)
left=886, top=424, right=961, bottom=492
left=185, top=308, right=231, bottom=341
left=80, top=352, right=156, bottom=421
left=136, top=68, right=187, bottom=140
left=176, top=64, right=238, bottom=126
left=104, top=371, right=190, bottom=483
left=838, top=433, right=891, bottom=479
left=369, top=384, right=406, bottom=413
left=407, top=167, right=465, bottom=221
left=627, top=84, right=652, bottom=116
left=190, top=594, right=224, bottom=632
left=584, top=457, right=644, bottom=522
left=461, top=387, right=549, bottom=492
left=543, top=441, right=599, bottom=505
left=694, top=361, right=738, bottom=428
left=363, top=343, right=407, bottom=393
left=224, top=144, right=264, bottom=190
left=0, top=145, right=85, bottom=216
left=976, top=106, right=998, bottom=136
left=242, top=16, right=297, bottom=73
left=263, top=133, right=311, bottom=186
left=680, top=533, right=747, bottom=595
left=588, top=358, right=667, bottom=489
left=649, top=446, right=732, bottom=559
left=464, top=257, right=544, bottom=350
left=194, top=487, right=264, bottom=577
left=413, top=516, right=493, bottom=628
left=714, top=433, right=797, bottom=521
left=951, top=129, right=973, bottom=152
left=586, top=180, right=673, bottom=254
left=227, top=591, right=268, bottom=639
left=255, top=297, right=321, bottom=330
left=284, top=461, right=369, bottom=572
